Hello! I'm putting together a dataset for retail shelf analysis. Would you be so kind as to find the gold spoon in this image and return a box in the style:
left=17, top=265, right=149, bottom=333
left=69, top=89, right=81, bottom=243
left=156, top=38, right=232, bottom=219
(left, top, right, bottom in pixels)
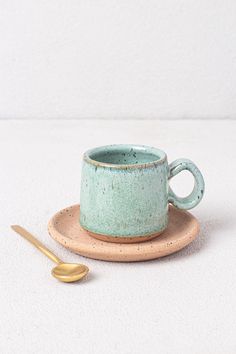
left=11, top=225, right=89, bottom=283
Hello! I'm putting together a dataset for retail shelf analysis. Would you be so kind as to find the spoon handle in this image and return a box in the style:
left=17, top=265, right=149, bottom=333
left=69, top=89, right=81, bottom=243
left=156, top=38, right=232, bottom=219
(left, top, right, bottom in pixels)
left=11, top=225, right=63, bottom=264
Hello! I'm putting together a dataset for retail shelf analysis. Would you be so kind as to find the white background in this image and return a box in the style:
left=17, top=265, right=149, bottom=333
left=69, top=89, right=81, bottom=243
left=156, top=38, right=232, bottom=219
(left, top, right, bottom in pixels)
left=0, top=0, right=236, bottom=119
left=1, top=2, right=236, bottom=353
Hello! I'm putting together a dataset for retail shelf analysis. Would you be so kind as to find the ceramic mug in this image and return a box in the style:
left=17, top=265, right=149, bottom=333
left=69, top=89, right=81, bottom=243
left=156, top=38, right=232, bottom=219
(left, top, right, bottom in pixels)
left=80, top=144, right=204, bottom=243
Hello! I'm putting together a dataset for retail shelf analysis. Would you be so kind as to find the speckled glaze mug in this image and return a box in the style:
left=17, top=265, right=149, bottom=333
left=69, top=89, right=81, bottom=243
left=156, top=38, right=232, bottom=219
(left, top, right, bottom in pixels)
left=80, top=144, right=204, bottom=243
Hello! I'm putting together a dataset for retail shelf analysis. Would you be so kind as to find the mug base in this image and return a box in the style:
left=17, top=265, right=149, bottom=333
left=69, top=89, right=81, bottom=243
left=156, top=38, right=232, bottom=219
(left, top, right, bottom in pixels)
left=84, top=228, right=164, bottom=244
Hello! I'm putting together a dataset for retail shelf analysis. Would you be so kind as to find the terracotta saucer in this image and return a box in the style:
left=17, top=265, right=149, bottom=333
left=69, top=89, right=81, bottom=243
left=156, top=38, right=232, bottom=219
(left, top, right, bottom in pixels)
left=48, top=205, right=199, bottom=262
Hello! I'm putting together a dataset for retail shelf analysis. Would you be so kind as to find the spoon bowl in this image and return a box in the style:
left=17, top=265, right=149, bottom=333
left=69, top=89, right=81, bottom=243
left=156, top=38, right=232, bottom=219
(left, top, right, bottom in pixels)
left=52, top=263, right=89, bottom=283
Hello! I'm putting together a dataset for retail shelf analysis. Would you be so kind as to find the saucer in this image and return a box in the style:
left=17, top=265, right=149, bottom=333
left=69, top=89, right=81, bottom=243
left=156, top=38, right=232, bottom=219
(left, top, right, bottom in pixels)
left=48, top=205, right=199, bottom=262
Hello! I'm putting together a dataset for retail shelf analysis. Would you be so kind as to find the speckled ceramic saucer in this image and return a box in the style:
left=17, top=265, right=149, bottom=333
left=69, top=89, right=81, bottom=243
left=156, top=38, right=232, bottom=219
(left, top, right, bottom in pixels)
left=48, top=205, right=199, bottom=262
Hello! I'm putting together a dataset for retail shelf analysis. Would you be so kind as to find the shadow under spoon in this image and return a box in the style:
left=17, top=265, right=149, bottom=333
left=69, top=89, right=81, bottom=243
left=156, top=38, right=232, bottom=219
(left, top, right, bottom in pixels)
left=11, top=225, right=89, bottom=283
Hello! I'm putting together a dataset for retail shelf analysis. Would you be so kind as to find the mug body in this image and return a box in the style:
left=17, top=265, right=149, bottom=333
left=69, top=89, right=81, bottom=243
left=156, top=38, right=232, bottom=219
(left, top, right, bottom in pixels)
left=80, top=144, right=169, bottom=243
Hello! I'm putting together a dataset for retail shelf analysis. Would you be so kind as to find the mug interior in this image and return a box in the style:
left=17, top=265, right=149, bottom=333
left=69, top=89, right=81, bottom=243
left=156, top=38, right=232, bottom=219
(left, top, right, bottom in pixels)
left=86, top=145, right=166, bottom=167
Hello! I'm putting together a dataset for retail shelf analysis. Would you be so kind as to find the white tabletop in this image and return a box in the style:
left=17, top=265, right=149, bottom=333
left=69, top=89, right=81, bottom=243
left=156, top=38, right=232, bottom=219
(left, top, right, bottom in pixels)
left=1, top=119, right=235, bottom=354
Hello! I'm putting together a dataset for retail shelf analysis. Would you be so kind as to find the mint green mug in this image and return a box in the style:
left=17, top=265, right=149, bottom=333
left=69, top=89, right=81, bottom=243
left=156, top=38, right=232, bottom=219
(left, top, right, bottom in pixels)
left=80, top=144, right=204, bottom=243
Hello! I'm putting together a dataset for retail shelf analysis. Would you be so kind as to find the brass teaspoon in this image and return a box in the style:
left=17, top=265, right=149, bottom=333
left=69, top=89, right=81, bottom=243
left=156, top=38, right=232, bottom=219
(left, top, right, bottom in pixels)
left=11, top=225, right=89, bottom=283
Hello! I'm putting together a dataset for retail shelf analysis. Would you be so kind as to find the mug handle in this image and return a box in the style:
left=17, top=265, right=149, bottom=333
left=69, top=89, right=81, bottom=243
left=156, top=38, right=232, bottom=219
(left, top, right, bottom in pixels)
left=168, top=159, right=205, bottom=210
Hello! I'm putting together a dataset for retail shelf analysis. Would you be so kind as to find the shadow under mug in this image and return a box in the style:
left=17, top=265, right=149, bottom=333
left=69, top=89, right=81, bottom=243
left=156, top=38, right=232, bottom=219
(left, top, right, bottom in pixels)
left=80, top=144, right=204, bottom=243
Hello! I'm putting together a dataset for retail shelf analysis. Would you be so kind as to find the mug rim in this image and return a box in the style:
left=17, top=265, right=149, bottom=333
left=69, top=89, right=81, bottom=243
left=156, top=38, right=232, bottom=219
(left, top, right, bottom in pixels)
left=83, top=144, right=167, bottom=169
